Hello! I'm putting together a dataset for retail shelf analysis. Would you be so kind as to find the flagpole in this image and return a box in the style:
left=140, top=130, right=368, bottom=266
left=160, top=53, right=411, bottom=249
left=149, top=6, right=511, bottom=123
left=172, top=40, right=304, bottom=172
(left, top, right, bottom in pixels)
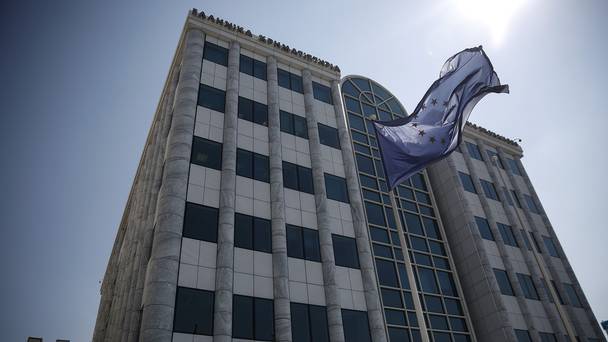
left=388, top=190, right=431, bottom=342
left=491, top=156, right=578, bottom=342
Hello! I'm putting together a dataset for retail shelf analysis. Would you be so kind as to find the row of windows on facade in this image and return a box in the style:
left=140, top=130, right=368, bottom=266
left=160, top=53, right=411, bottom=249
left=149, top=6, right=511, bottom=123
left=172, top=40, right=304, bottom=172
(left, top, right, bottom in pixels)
left=493, top=268, right=584, bottom=307
left=458, top=171, right=542, bottom=214
left=198, top=84, right=341, bottom=149
left=463, top=140, right=523, bottom=177
left=514, top=329, right=579, bottom=342
left=473, top=215, right=560, bottom=258
left=203, top=41, right=333, bottom=104
left=183, top=201, right=360, bottom=268
left=174, top=286, right=371, bottom=342
left=192, top=136, right=349, bottom=202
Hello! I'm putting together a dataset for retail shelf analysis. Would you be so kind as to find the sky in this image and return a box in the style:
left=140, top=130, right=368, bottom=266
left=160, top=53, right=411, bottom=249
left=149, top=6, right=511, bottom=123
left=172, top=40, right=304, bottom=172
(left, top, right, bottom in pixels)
left=0, top=0, right=606, bottom=340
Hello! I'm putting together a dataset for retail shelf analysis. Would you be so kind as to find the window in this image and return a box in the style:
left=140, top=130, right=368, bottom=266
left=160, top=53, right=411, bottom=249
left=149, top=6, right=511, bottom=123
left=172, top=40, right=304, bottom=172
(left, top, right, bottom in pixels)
left=238, top=96, right=268, bottom=126
left=424, top=295, right=444, bottom=313
left=465, top=141, right=483, bottom=161
left=234, top=213, right=272, bottom=253
left=183, top=202, right=218, bottom=242
left=278, top=68, right=303, bottom=93
left=493, top=269, right=515, bottom=296
left=191, top=136, right=222, bottom=170
left=530, top=233, right=543, bottom=253
left=313, top=81, right=333, bottom=104
left=507, top=157, right=522, bottom=176
left=497, top=223, right=519, bottom=247
left=539, top=332, right=558, bottom=342
left=203, top=41, right=228, bottom=66
left=341, top=309, right=371, bottom=342
left=551, top=281, right=565, bottom=304
left=475, top=216, right=494, bottom=241
left=504, top=189, right=514, bottom=206
left=512, top=190, right=522, bottom=208
left=417, top=267, right=439, bottom=294
left=517, top=273, right=539, bottom=300
left=287, top=225, right=321, bottom=262
left=487, top=150, right=504, bottom=168
left=388, top=327, right=409, bottom=342
left=239, top=54, right=267, bottom=80
left=365, top=202, right=385, bottom=226
left=233, top=295, right=274, bottom=341
left=521, top=230, right=532, bottom=250
left=404, top=213, right=424, bottom=236
left=524, top=194, right=540, bottom=214
left=437, top=271, right=457, bottom=296
left=381, top=288, right=403, bottom=308
left=376, top=259, right=399, bottom=287
left=458, top=172, right=477, bottom=193
left=480, top=179, right=500, bottom=201
left=563, top=283, right=582, bottom=307
left=325, top=174, right=349, bottom=203
left=445, top=298, right=463, bottom=315
left=283, top=161, right=314, bottom=194
left=291, top=303, right=329, bottom=342
left=174, top=287, right=214, bottom=335
left=356, top=154, right=376, bottom=175
left=543, top=236, right=559, bottom=257
left=333, top=235, right=359, bottom=268
left=514, top=329, right=532, bottom=342
left=198, top=84, right=226, bottom=113
left=280, top=110, right=308, bottom=139
left=318, top=123, right=341, bottom=149
left=237, top=149, right=269, bottom=183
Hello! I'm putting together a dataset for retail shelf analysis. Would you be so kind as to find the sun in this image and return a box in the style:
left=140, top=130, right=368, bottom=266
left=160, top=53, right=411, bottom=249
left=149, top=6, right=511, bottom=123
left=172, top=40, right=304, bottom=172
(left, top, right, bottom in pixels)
left=453, top=0, right=526, bottom=45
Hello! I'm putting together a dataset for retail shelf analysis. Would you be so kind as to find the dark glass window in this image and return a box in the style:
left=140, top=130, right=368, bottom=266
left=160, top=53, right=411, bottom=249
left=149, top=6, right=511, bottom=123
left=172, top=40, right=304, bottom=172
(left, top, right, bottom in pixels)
left=278, top=68, right=303, bottom=93
left=341, top=309, right=371, bottom=342
left=198, top=84, right=226, bottom=113
left=404, top=213, right=424, bottom=236
left=233, top=295, right=274, bottom=341
left=356, top=154, right=376, bottom=175
left=238, top=96, right=268, bottom=126
left=521, top=230, right=533, bottom=250
left=234, top=213, right=272, bottom=253
left=507, top=157, right=522, bottom=176
left=551, top=281, right=565, bottom=304
left=543, top=236, right=559, bottom=257
left=349, top=113, right=366, bottom=132
left=318, top=123, right=341, bottom=149
left=381, top=288, right=403, bottom=308
left=325, top=174, right=349, bottom=203
left=287, top=225, right=321, bottom=262
left=437, top=271, right=457, bottom=296
left=376, top=259, right=399, bottom=287
left=512, top=190, right=522, bottom=208
left=280, top=110, right=308, bottom=139
left=424, top=295, right=444, bottom=313
left=239, top=54, right=267, bottom=80
left=429, top=315, right=449, bottom=330
left=480, top=179, right=500, bottom=201
left=370, top=227, right=389, bottom=244
left=531, top=234, right=543, bottom=253
left=465, top=141, right=484, bottom=161
left=475, top=216, right=494, bottom=241
left=514, top=329, right=533, bottom=342
left=418, top=267, right=439, bottom=294
left=388, top=327, right=410, bottom=342
left=313, top=81, right=333, bottom=104
left=203, top=42, right=228, bottom=66
left=539, top=332, right=558, bottom=342
left=291, top=302, right=329, bottom=342
left=504, top=189, right=514, bottom=206
left=183, top=202, right=218, bottom=242
left=563, top=283, right=582, bottom=307
left=458, top=172, right=477, bottom=193
left=365, top=202, right=385, bottom=226
left=497, top=223, right=518, bottom=247
left=524, top=194, right=540, bottom=214
left=433, top=331, right=451, bottom=342
left=487, top=150, right=504, bottom=168
left=493, top=268, right=515, bottom=296
left=429, top=241, right=446, bottom=256
left=174, top=287, right=214, bottom=335
left=191, top=136, right=222, bottom=170
left=445, top=298, right=463, bottom=316
left=410, top=236, right=428, bottom=252
left=385, top=309, right=406, bottom=326
left=333, top=235, right=360, bottom=269
left=517, top=273, right=539, bottom=300
left=283, top=161, right=314, bottom=194
left=236, top=149, right=269, bottom=183
left=422, top=218, right=441, bottom=239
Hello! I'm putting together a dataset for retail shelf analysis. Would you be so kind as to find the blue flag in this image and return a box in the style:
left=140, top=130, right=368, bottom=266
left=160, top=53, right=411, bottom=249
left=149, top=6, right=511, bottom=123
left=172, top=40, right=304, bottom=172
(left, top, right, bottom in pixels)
left=373, top=46, right=508, bottom=189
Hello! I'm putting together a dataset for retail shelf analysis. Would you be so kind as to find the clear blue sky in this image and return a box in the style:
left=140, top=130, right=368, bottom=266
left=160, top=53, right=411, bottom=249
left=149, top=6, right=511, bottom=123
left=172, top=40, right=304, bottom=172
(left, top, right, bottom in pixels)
left=1, top=1, right=606, bottom=340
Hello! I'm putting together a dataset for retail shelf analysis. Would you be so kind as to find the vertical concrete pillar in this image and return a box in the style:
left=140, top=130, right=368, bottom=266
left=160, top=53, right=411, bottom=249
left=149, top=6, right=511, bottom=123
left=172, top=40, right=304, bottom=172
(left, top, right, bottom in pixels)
left=213, top=40, right=240, bottom=342
left=302, top=69, right=345, bottom=342
left=330, top=80, right=387, bottom=342
left=464, top=140, right=539, bottom=341
left=267, top=56, right=293, bottom=342
left=139, top=28, right=204, bottom=342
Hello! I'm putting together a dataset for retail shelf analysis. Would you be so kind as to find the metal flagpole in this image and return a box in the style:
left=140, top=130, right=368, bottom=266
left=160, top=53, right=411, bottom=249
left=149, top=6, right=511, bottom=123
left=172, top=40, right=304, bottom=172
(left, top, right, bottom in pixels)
left=492, top=156, right=578, bottom=342
left=388, top=190, right=431, bottom=342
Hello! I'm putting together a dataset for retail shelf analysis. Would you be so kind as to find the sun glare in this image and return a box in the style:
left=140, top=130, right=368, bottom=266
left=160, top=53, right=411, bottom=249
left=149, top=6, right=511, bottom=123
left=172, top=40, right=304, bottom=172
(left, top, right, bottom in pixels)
left=454, top=0, right=526, bottom=45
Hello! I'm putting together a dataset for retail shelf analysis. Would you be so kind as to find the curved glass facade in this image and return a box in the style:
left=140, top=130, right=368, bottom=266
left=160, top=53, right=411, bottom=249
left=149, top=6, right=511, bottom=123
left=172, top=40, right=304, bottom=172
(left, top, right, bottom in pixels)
left=340, top=76, right=474, bottom=342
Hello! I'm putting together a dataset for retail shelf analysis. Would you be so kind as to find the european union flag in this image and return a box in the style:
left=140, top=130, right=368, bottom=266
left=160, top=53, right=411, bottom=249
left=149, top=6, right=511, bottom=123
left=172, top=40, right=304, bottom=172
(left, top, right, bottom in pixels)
left=374, top=46, right=508, bottom=189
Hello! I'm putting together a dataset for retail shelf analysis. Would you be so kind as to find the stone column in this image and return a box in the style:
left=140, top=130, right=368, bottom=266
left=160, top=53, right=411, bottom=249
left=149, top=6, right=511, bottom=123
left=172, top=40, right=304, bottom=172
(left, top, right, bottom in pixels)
left=463, top=141, right=539, bottom=341
left=213, top=40, right=240, bottom=342
left=302, top=69, right=345, bottom=342
left=267, top=56, right=293, bottom=342
left=330, top=81, right=387, bottom=342
left=139, top=28, right=204, bottom=342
